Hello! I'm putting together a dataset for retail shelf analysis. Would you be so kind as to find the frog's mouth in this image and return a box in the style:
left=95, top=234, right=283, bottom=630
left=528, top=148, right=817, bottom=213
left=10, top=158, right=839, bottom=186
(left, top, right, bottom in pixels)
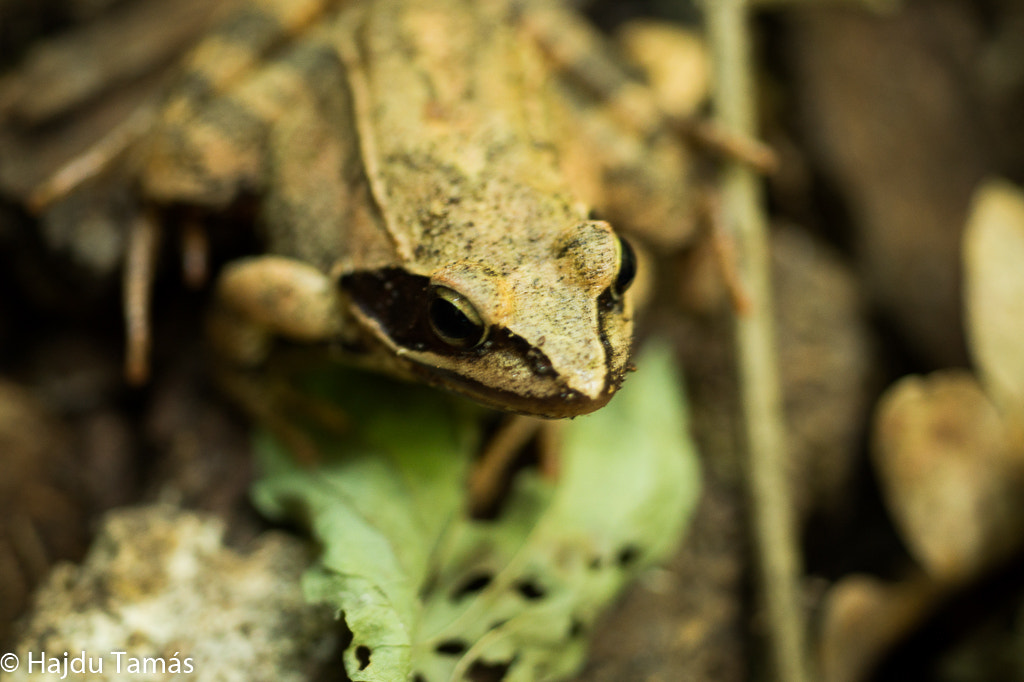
left=354, top=318, right=622, bottom=419
left=400, top=332, right=621, bottom=419
left=417, top=368, right=606, bottom=418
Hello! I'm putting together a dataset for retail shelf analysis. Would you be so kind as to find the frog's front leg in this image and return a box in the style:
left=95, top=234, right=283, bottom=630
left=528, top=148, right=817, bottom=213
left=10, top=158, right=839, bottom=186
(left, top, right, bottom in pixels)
left=207, top=256, right=344, bottom=368
left=207, top=255, right=355, bottom=463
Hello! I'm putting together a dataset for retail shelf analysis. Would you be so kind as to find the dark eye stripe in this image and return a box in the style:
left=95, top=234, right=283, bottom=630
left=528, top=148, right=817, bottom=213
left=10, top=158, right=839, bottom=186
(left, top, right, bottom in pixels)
left=612, top=236, right=636, bottom=300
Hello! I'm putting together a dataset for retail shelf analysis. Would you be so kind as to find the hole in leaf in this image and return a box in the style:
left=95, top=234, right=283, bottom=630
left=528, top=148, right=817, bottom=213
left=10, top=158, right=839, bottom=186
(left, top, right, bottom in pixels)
left=435, top=639, right=468, bottom=656
left=451, top=571, right=494, bottom=600
left=338, top=614, right=354, bottom=649
left=413, top=674, right=428, bottom=682
left=467, top=659, right=513, bottom=682
left=588, top=555, right=602, bottom=570
left=329, top=615, right=355, bottom=682
left=569, top=618, right=585, bottom=638
left=420, top=570, right=439, bottom=598
left=356, top=645, right=371, bottom=670
left=617, top=544, right=641, bottom=568
left=514, top=577, right=546, bottom=600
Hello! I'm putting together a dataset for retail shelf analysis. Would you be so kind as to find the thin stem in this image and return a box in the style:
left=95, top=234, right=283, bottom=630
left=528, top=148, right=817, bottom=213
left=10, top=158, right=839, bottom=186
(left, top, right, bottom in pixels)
left=702, top=1, right=811, bottom=680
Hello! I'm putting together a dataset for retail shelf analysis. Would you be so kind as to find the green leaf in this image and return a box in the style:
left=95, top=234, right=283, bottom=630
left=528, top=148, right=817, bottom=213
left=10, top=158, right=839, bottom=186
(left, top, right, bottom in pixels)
left=251, top=340, right=701, bottom=682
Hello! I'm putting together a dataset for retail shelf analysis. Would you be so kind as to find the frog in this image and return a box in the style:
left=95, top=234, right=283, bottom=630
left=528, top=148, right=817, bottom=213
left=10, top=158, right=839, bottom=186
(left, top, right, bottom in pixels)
left=118, top=0, right=711, bottom=421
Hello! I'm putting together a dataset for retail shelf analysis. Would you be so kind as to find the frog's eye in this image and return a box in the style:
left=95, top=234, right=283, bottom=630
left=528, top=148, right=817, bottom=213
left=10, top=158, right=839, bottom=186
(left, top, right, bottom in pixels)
left=428, top=286, right=488, bottom=348
left=611, top=236, right=637, bottom=300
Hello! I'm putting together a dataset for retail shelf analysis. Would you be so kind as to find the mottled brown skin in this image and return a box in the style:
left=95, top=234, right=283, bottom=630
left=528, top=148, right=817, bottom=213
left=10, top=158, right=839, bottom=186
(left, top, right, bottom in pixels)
left=141, top=0, right=699, bottom=417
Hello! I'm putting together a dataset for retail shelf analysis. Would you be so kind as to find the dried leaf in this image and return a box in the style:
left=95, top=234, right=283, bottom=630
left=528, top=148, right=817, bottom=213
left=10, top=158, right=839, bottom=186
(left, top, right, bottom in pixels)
left=252, top=341, right=701, bottom=682
left=963, top=178, right=1024, bottom=428
left=819, top=574, right=942, bottom=682
left=872, top=370, right=1024, bottom=580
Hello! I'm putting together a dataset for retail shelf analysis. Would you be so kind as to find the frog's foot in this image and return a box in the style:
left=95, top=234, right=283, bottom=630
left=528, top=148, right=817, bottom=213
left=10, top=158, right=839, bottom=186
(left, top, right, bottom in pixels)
left=467, top=416, right=562, bottom=518
left=207, top=255, right=344, bottom=368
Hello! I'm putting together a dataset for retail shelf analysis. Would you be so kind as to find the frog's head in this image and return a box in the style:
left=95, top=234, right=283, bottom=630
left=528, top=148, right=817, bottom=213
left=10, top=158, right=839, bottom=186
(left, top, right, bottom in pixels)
left=336, top=220, right=637, bottom=418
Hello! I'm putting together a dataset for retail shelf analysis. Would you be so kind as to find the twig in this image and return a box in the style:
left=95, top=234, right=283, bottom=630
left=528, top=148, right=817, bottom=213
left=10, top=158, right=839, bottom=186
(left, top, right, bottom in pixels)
left=701, top=1, right=811, bottom=681
left=674, top=115, right=780, bottom=175
left=123, top=209, right=161, bottom=385
left=27, top=103, right=155, bottom=211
